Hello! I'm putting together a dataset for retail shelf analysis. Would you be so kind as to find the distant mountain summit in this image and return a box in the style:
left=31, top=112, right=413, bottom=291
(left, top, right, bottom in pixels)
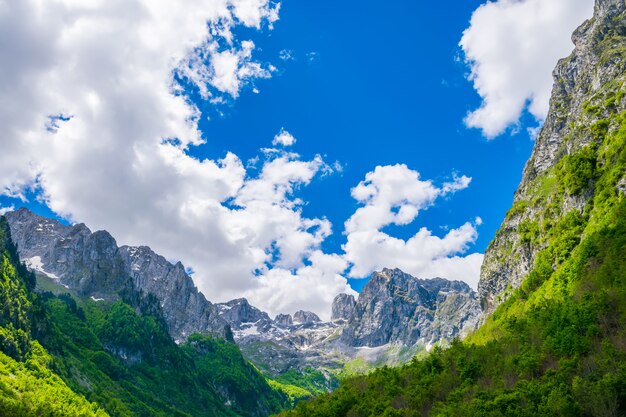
left=339, top=268, right=480, bottom=348
left=211, top=268, right=480, bottom=376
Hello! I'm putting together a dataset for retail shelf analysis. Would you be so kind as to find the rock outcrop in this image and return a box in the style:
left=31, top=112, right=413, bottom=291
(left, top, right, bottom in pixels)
left=119, top=245, right=227, bottom=340
left=293, top=310, right=321, bottom=324
left=479, top=0, right=626, bottom=314
left=7, top=208, right=129, bottom=300
left=274, top=313, right=293, bottom=327
left=216, top=298, right=273, bottom=330
left=339, top=268, right=480, bottom=348
left=331, top=293, right=356, bottom=321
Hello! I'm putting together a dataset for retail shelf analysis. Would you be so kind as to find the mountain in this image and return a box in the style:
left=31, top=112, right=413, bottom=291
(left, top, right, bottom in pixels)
left=5, top=207, right=482, bottom=393
left=330, top=293, right=356, bottom=322
left=281, top=0, right=626, bottom=415
left=6, top=208, right=228, bottom=341
left=209, top=268, right=480, bottom=390
left=339, top=268, right=480, bottom=348
left=479, top=0, right=626, bottom=315
left=0, top=216, right=109, bottom=416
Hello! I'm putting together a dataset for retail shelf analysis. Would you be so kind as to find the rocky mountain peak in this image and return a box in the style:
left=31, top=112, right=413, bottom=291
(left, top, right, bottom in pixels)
left=331, top=293, right=356, bottom=321
left=274, top=313, right=293, bottom=327
left=216, top=298, right=272, bottom=330
left=340, top=268, right=480, bottom=348
left=293, top=310, right=321, bottom=324
left=6, top=208, right=128, bottom=300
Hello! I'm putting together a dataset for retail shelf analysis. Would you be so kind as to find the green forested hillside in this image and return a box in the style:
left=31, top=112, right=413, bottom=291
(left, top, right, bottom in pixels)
left=0, top=217, right=290, bottom=417
left=0, top=216, right=109, bottom=416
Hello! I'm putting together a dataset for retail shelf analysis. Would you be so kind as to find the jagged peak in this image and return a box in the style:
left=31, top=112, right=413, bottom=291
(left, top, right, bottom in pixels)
left=371, top=268, right=474, bottom=293
left=224, top=297, right=250, bottom=306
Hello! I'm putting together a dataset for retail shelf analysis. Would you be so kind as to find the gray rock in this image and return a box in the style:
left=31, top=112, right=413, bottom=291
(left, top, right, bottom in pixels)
left=6, top=208, right=129, bottom=300
left=274, top=313, right=293, bottom=327
left=293, top=310, right=321, bottom=324
left=339, top=268, right=480, bottom=348
left=119, top=245, right=227, bottom=341
left=216, top=298, right=272, bottom=330
left=618, top=176, right=626, bottom=196
left=331, top=293, right=356, bottom=321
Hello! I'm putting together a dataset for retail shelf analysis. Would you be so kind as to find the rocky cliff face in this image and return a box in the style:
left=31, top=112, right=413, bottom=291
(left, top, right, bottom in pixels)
left=339, top=268, right=480, bottom=348
left=331, top=293, right=356, bottom=321
left=7, top=208, right=130, bottom=299
left=216, top=298, right=273, bottom=330
left=5, top=208, right=227, bottom=341
left=119, top=245, right=227, bottom=340
left=293, top=310, right=321, bottom=324
left=479, top=0, right=626, bottom=313
left=210, top=267, right=481, bottom=379
left=274, top=313, right=293, bottom=327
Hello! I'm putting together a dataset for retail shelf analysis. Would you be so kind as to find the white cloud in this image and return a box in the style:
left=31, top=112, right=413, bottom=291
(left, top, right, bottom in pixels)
left=279, top=49, right=295, bottom=61
left=460, top=0, right=594, bottom=137
left=346, top=164, right=453, bottom=233
left=231, top=0, right=280, bottom=29
left=0, top=205, right=15, bottom=216
left=272, top=128, right=297, bottom=147
left=247, top=251, right=355, bottom=321
left=343, top=164, right=483, bottom=288
left=180, top=39, right=274, bottom=99
left=442, top=174, right=472, bottom=195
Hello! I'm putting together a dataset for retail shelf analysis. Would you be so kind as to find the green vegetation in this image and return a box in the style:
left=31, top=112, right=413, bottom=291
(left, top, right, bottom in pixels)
left=0, top=217, right=109, bottom=416
left=275, top=367, right=338, bottom=397
left=0, top=218, right=289, bottom=416
left=558, top=145, right=597, bottom=196
left=278, top=91, right=626, bottom=415
left=267, top=379, right=312, bottom=407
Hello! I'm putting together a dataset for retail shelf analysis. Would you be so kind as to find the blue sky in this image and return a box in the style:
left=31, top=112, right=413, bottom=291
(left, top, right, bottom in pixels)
left=0, top=0, right=594, bottom=316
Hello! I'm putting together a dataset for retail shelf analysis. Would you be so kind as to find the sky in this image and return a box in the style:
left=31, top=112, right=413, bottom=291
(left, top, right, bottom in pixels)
left=0, top=0, right=595, bottom=320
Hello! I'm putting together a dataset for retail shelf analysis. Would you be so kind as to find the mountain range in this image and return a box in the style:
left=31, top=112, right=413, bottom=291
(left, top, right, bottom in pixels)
left=4, top=207, right=481, bottom=386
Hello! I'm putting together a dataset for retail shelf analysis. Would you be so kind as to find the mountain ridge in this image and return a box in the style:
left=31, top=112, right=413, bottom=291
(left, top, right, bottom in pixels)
left=5, top=207, right=482, bottom=387
left=6, top=207, right=229, bottom=341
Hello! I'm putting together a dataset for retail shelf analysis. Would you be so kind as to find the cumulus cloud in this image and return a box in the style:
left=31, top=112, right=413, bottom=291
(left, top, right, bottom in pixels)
left=460, top=0, right=594, bottom=137
left=343, top=164, right=483, bottom=288
left=247, top=251, right=356, bottom=321
left=272, top=128, right=297, bottom=147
